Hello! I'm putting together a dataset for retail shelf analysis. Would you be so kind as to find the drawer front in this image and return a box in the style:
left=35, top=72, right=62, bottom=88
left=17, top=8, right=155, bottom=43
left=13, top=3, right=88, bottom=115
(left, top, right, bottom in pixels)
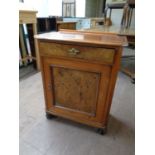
left=58, top=23, right=75, bottom=30
left=39, top=42, right=115, bottom=64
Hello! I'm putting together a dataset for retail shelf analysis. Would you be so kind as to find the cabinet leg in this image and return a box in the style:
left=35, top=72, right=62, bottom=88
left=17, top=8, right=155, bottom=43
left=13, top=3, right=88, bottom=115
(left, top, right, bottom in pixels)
left=96, top=128, right=107, bottom=135
left=46, top=112, right=56, bottom=119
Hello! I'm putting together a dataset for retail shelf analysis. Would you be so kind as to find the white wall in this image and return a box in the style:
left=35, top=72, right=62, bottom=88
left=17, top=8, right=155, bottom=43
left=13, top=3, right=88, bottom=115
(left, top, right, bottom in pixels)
left=20, top=0, right=85, bottom=17
left=20, top=0, right=62, bottom=17
left=76, top=0, right=85, bottom=17
left=48, top=0, right=62, bottom=16
left=20, top=0, right=49, bottom=17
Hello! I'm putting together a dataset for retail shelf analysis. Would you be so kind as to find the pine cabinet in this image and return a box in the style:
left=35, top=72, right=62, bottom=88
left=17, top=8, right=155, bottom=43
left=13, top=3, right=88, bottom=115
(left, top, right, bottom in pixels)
left=19, top=10, right=40, bottom=70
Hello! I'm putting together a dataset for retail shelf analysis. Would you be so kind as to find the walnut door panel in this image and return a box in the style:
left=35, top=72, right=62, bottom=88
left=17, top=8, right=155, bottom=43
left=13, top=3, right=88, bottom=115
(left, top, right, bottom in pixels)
left=39, top=42, right=115, bottom=65
left=42, top=57, right=111, bottom=123
left=52, top=67, right=100, bottom=116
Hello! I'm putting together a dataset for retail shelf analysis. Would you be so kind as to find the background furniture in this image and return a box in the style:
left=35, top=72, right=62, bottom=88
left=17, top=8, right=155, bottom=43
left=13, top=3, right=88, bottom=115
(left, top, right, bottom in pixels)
left=37, top=17, right=57, bottom=33
left=63, top=17, right=91, bottom=29
left=104, top=2, right=125, bottom=21
left=121, top=0, right=135, bottom=28
left=56, top=21, right=77, bottom=31
left=78, top=25, right=135, bottom=82
left=104, top=0, right=135, bottom=28
left=90, top=18, right=104, bottom=27
left=62, top=0, right=76, bottom=17
left=78, top=25, right=134, bottom=44
left=35, top=31, right=126, bottom=134
left=19, top=10, right=40, bottom=70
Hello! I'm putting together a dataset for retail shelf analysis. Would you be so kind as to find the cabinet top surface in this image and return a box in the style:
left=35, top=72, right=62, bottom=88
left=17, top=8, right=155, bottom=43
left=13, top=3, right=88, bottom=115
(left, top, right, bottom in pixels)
left=35, top=32, right=127, bottom=47
left=79, top=26, right=135, bottom=36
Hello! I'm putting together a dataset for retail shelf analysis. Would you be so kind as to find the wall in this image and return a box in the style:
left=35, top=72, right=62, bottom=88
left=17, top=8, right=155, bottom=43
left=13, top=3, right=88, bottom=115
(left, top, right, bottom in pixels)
left=48, top=0, right=62, bottom=16
left=21, top=0, right=49, bottom=17
left=85, top=0, right=105, bottom=18
left=20, top=0, right=85, bottom=18
left=20, top=0, right=62, bottom=17
left=96, top=0, right=104, bottom=17
left=76, top=0, right=85, bottom=17
left=85, top=0, right=97, bottom=17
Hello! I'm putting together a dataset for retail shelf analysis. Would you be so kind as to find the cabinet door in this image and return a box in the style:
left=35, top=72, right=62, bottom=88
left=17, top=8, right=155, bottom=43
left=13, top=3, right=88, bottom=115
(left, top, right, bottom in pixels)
left=42, top=57, right=111, bottom=123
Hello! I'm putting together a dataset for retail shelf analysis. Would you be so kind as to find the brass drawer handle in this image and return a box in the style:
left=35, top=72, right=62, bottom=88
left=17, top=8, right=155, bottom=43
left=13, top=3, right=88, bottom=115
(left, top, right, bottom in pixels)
left=68, top=48, right=80, bottom=56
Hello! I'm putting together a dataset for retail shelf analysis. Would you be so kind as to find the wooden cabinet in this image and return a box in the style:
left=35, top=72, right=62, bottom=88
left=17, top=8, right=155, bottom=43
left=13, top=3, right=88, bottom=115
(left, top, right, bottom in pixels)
left=56, top=21, right=77, bottom=31
left=35, top=31, right=126, bottom=134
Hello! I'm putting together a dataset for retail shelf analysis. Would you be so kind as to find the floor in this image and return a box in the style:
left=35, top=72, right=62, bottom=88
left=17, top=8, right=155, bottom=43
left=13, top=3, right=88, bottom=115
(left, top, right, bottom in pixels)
left=19, top=63, right=37, bottom=79
left=121, top=47, right=135, bottom=80
left=19, top=70, right=135, bottom=155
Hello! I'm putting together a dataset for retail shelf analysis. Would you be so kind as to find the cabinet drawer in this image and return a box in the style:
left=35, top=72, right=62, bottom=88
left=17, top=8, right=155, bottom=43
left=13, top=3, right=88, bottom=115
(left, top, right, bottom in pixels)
left=39, top=42, right=115, bottom=64
left=58, top=23, right=75, bottom=30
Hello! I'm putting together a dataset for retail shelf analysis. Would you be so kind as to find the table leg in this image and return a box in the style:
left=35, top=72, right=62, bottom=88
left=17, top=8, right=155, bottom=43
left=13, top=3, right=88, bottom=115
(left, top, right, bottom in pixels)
left=33, top=23, right=40, bottom=70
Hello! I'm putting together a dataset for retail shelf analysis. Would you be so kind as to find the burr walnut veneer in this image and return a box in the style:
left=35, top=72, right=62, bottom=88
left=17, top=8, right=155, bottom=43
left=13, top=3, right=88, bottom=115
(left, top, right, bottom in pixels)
left=35, top=31, right=126, bottom=134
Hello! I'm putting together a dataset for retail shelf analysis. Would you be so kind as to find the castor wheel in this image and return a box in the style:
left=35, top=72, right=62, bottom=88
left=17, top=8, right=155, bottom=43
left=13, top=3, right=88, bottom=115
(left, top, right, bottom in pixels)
left=97, top=128, right=106, bottom=135
left=46, top=112, right=56, bottom=119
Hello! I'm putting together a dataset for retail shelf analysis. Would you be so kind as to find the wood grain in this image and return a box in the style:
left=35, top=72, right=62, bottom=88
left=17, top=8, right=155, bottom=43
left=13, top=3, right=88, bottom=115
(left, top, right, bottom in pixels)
left=42, top=57, right=111, bottom=125
left=57, top=22, right=76, bottom=31
left=35, top=31, right=127, bottom=47
left=52, top=66, right=100, bottom=115
left=19, top=10, right=37, bottom=24
left=19, top=10, right=40, bottom=70
left=37, top=31, right=124, bottom=131
left=39, top=42, right=115, bottom=65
